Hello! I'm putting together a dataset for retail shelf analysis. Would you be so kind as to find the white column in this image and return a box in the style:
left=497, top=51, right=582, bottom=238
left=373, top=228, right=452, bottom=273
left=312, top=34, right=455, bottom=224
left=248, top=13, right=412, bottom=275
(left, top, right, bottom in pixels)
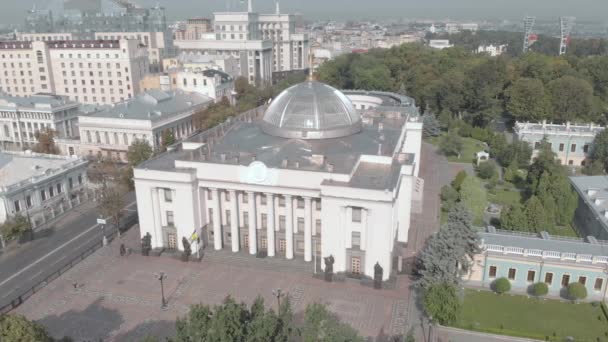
left=151, top=187, right=163, bottom=249
left=211, top=188, right=222, bottom=250
left=229, top=190, right=239, bottom=252
left=266, top=193, right=275, bottom=257
left=304, top=196, right=312, bottom=262
left=248, top=191, right=257, bottom=255
left=285, top=195, right=294, bottom=259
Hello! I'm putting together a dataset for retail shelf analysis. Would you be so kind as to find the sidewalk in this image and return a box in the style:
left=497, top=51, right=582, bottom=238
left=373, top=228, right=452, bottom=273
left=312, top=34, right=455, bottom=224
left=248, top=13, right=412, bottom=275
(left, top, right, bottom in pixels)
left=436, top=325, right=541, bottom=342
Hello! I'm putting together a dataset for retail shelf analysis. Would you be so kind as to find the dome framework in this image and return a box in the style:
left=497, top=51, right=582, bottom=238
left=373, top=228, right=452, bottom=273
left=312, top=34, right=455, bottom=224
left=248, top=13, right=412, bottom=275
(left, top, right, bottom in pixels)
left=260, top=81, right=362, bottom=140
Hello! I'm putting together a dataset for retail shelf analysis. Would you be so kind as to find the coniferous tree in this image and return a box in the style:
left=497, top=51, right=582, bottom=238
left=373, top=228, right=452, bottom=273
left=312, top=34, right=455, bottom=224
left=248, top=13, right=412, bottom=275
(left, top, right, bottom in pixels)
left=525, top=196, right=548, bottom=232
left=500, top=205, right=527, bottom=231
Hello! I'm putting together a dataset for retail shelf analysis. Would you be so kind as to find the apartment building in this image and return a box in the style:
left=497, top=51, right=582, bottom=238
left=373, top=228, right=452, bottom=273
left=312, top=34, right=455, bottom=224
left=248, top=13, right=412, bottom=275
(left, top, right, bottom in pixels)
left=0, top=39, right=149, bottom=105
left=94, top=32, right=171, bottom=72
left=174, top=18, right=213, bottom=41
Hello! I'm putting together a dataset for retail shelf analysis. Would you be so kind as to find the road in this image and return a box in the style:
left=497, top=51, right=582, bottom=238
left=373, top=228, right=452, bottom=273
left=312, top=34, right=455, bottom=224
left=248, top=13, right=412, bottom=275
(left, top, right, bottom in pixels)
left=0, top=192, right=137, bottom=311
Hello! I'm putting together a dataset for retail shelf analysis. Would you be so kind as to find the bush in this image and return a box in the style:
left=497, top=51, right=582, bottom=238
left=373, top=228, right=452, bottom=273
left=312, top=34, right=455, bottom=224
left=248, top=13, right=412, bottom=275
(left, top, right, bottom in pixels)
left=567, top=282, right=588, bottom=301
left=451, top=170, right=467, bottom=191
left=531, top=282, right=549, bottom=297
left=492, top=277, right=511, bottom=294
left=477, top=160, right=497, bottom=179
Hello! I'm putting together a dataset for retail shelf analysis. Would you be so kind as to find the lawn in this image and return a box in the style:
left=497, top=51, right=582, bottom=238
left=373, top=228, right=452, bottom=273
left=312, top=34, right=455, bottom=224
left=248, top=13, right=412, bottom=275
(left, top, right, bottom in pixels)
left=487, top=186, right=522, bottom=207
left=427, top=135, right=486, bottom=163
left=455, top=289, right=608, bottom=341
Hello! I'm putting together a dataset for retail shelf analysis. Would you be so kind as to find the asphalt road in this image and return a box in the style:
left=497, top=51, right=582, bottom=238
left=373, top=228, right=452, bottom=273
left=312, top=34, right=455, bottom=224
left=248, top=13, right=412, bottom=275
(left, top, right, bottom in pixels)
left=0, top=192, right=137, bottom=311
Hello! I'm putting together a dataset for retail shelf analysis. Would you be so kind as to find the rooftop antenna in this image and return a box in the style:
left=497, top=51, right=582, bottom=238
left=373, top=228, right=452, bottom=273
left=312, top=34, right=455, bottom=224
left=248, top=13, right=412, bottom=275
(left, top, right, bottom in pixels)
left=275, top=0, right=280, bottom=14
left=248, top=0, right=253, bottom=12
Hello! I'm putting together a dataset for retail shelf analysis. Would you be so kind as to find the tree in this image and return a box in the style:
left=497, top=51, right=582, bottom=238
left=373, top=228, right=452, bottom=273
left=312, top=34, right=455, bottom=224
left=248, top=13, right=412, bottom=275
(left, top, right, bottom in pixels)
left=161, top=129, right=176, bottom=150
left=0, top=215, right=32, bottom=242
left=422, top=113, right=441, bottom=137
left=567, top=282, right=588, bottom=302
left=531, top=282, right=549, bottom=297
left=492, top=277, right=511, bottom=294
left=423, top=283, right=461, bottom=325
left=590, top=129, right=608, bottom=173
left=301, top=303, right=364, bottom=342
left=440, top=185, right=459, bottom=212
left=477, top=160, right=497, bottom=180
left=32, top=128, right=59, bottom=155
left=451, top=170, right=467, bottom=191
left=506, top=78, right=550, bottom=121
left=459, top=176, right=487, bottom=224
left=0, top=314, right=52, bottom=342
left=548, top=76, right=595, bottom=122
left=127, top=139, right=153, bottom=167
left=524, top=196, right=548, bottom=233
left=98, top=184, right=125, bottom=235
left=503, top=161, right=520, bottom=183
left=439, top=130, right=463, bottom=157
left=500, top=205, right=527, bottom=231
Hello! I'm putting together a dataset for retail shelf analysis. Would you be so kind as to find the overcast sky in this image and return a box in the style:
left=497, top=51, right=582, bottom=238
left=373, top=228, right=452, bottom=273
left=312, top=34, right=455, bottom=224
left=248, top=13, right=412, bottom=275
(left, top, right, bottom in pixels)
left=1, top=0, right=606, bottom=24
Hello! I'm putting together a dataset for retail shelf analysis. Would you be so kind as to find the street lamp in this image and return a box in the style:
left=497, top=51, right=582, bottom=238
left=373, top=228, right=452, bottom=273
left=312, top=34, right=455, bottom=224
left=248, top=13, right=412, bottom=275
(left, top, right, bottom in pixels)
left=154, top=272, right=168, bottom=309
left=272, top=288, right=284, bottom=311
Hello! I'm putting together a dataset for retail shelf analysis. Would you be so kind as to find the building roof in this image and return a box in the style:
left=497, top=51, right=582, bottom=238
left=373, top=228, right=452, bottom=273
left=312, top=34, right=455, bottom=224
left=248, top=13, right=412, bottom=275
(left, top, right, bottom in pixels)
left=261, top=81, right=361, bottom=140
left=515, top=121, right=604, bottom=137
left=85, top=89, right=212, bottom=122
left=570, top=176, right=608, bottom=227
left=0, top=151, right=86, bottom=192
left=0, top=93, right=78, bottom=111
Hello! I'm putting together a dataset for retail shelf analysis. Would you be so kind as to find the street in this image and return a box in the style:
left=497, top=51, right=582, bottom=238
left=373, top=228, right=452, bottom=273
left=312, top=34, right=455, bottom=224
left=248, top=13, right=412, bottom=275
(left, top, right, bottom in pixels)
left=0, top=192, right=137, bottom=311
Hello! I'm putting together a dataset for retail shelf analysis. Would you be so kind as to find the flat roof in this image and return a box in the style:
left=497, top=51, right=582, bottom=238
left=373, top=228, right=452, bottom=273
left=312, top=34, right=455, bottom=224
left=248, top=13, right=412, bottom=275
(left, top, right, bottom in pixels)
left=0, top=152, right=84, bottom=189
left=0, top=93, right=78, bottom=111
left=515, top=121, right=604, bottom=136
left=570, top=176, right=608, bottom=228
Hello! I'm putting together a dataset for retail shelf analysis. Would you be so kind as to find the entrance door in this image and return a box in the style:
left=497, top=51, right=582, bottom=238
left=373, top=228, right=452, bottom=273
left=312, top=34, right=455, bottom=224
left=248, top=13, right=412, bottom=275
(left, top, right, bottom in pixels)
left=167, top=233, right=177, bottom=250
left=351, top=257, right=361, bottom=275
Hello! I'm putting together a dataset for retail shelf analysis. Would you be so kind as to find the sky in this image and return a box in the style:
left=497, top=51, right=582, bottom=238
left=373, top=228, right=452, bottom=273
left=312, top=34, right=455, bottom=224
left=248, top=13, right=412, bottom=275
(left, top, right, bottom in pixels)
left=1, top=0, right=606, bottom=25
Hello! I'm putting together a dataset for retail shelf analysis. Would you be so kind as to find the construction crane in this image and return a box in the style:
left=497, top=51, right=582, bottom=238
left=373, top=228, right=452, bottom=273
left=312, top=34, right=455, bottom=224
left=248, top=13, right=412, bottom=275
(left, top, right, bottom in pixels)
left=523, top=16, right=537, bottom=53
left=559, top=16, right=576, bottom=56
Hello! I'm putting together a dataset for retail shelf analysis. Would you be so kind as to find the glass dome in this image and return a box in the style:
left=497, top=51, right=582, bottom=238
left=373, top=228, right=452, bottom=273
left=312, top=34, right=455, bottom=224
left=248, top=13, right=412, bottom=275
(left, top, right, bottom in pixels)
left=260, top=81, right=362, bottom=140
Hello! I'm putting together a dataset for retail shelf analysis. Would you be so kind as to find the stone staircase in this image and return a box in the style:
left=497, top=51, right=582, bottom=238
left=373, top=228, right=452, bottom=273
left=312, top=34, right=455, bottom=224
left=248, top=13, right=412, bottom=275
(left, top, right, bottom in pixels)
left=201, top=249, right=315, bottom=274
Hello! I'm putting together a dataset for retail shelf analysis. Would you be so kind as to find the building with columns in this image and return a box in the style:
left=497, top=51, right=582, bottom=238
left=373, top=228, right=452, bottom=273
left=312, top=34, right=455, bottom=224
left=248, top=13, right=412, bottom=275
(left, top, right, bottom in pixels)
left=134, top=81, right=423, bottom=280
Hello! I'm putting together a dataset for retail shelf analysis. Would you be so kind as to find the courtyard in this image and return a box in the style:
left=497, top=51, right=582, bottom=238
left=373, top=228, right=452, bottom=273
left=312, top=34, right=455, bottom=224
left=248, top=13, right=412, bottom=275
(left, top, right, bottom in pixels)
left=14, top=226, right=411, bottom=341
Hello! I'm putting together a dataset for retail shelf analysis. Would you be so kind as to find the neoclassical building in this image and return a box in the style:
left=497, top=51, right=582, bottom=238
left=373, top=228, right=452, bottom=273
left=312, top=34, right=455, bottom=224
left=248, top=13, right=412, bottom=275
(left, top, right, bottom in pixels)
left=134, top=81, right=423, bottom=280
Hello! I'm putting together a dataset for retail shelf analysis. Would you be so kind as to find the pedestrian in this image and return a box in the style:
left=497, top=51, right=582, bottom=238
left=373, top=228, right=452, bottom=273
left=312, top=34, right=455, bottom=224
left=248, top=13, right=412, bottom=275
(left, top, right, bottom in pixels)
left=120, top=243, right=126, bottom=256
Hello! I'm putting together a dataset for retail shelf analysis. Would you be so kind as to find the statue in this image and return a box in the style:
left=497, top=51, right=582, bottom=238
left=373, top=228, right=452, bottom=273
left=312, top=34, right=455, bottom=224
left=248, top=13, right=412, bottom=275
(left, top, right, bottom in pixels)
left=324, top=255, right=334, bottom=282
left=141, top=232, right=152, bottom=256
left=374, top=262, right=383, bottom=289
left=120, top=243, right=126, bottom=256
left=182, top=237, right=192, bottom=262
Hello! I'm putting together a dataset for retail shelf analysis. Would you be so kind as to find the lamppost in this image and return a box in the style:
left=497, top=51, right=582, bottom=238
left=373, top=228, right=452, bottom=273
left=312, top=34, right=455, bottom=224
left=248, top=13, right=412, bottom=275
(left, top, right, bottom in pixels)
left=272, top=288, right=283, bottom=311
left=154, top=272, right=168, bottom=309
left=97, top=216, right=107, bottom=246
left=427, top=315, right=433, bottom=342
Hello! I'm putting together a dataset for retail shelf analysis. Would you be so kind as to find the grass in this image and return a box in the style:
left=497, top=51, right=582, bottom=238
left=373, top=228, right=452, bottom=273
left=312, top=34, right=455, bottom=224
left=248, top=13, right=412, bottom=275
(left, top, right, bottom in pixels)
left=427, top=135, right=486, bottom=163
left=455, top=289, right=608, bottom=341
left=487, top=186, right=523, bottom=207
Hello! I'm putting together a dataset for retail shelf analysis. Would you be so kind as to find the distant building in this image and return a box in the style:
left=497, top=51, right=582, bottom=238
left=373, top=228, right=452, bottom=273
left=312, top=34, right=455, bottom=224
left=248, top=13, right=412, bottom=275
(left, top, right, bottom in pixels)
left=477, top=44, right=508, bottom=57
left=175, top=68, right=235, bottom=104
left=174, top=18, right=212, bottom=41
left=466, top=227, right=608, bottom=301
left=428, top=39, right=453, bottom=50
left=0, top=93, right=84, bottom=151
left=0, top=39, right=149, bottom=105
left=177, top=53, right=240, bottom=78
left=570, top=176, right=608, bottom=240
left=0, top=151, right=89, bottom=228
left=94, top=32, right=170, bottom=72
left=74, top=89, right=212, bottom=161
left=514, top=121, right=605, bottom=166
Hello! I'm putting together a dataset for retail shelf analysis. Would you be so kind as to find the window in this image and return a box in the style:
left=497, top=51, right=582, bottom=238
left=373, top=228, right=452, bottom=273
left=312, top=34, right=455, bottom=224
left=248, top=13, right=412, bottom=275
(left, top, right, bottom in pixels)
left=243, top=194, right=249, bottom=204
left=68, top=177, right=73, bottom=189
left=595, top=278, right=604, bottom=291
left=297, top=198, right=304, bottom=208
left=243, top=211, right=249, bottom=226
left=534, top=141, right=541, bottom=149
left=78, top=175, right=83, bottom=185
left=316, top=200, right=322, bottom=211
left=244, top=233, right=249, bottom=248
left=584, top=144, right=590, bottom=153
left=14, top=200, right=20, bottom=212
left=352, top=208, right=362, bottom=222
left=226, top=210, right=231, bottom=225
left=561, top=274, right=570, bottom=287
left=351, top=232, right=361, bottom=247
left=207, top=190, right=212, bottom=200
left=571, top=144, right=576, bottom=152
left=351, top=257, right=361, bottom=274
left=56, top=183, right=62, bottom=194
left=279, top=239, right=286, bottom=252
left=559, top=143, right=564, bottom=152
left=527, top=270, right=536, bottom=283
left=261, top=238, right=267, bottom=249
left=579, top=276, right=587, bottom=285
left=279, top=196, right=285, bottom=207
left=297, top=217, right=304, bottom=232
left=166, top=211, right=174, bottom=226
left=316, top=219, right=321, bottom=233
left=49, top=186, right=54, bottom=197
left=279, top=215, right=286, bottom=230
left=164, top=189, right=172, bottom=202
left=508, top=268, right=516, bottom=280
left=261, top=195, right=267, bottom=205
left=225, top=191, right=230, bottom=202
left=26, top=195, right=32, bottom=208
left=261, top=214, right=267, bottom=228
left=568, top=160, right=574, bottom=165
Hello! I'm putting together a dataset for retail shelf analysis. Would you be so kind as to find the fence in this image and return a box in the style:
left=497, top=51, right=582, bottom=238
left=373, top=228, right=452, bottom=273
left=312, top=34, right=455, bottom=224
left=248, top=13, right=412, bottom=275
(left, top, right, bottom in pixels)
left=0, top=212, right=138, bottom=315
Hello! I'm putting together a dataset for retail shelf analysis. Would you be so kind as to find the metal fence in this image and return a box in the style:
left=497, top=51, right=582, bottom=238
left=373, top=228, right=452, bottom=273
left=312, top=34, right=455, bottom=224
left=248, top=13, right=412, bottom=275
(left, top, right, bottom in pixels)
left=0, top=212, right=138, bottom=315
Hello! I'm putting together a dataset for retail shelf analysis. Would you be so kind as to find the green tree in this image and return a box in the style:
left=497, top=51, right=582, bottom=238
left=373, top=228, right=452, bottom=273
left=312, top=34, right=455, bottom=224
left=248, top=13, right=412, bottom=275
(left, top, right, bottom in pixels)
left=440, top=185, right=459, bottom=212
left=506, top=78, right=550, bottom=121
left=127, top=139, right=153, bottom=167
left=161, top=129, right=176, bottom=150
left=32, top=128, right=59, bottom=155
left=301, top=303, right=364, bottom=342
left=451, top=170, right=467, bottom=191
left=524, top=196, right=548, bottom=232
left=548, top=76, right=595, bottom=122
left=351, top=54, right=393, bottom=91
left=0, top=215, right=32, bottom=242
left=567, top=282, right=588, bottom=302
left=423, top=283, right=461, bottom=325
left=439, top=130, right=464, bottom=157
left=500, top=205, right=527, bottom=231
left=492, top=277, right=511, bottom=294
left=503, top=161, right=520, bottom=183
left=459, top=176, right=487, bottom=224
left=590, top=129, right=608, bottom=172
left=531, top=282, right=549, bottom=297
left=422, top=113, right=441, bottom=137
left=0, top=314, right=52, bottom=342
left=477, top=160, right=497, bottom=180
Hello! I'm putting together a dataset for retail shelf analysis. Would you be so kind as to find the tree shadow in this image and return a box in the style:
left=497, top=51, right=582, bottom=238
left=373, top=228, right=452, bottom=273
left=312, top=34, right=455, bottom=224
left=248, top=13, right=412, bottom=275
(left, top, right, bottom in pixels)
left=376, top=326, right=404, bottom=342
left=114, top=319, right=176, bottom=341
left=39, top=298, right=123, bottom=341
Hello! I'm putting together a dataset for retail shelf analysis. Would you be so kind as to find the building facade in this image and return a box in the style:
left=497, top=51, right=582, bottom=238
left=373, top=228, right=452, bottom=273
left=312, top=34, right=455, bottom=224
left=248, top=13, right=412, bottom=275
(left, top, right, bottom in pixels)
left=74, top=89, right=212, bottom=161
left=133, top=82, right=423, bottom=280
left=0, top=93, right=83, bottom=151
left=570, top=176, right=608, bottom=240
left=175, top=68, right=235, bottom=104
left=514, top=121, right=605, bottom=166
left=466, top=227, right=608, bottom=301
left=0, top=151, right=89, bottom=228
left=94, top=32, right=170, bottom=73
left=174, top=18, right=213, bottom=41
left=0, top=39, right=149, bottom=105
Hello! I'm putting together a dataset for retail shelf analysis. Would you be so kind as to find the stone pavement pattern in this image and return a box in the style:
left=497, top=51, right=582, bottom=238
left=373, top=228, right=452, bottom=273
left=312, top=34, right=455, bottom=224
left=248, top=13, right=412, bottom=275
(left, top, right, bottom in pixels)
left=15, top=226, right=410, bottom=341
